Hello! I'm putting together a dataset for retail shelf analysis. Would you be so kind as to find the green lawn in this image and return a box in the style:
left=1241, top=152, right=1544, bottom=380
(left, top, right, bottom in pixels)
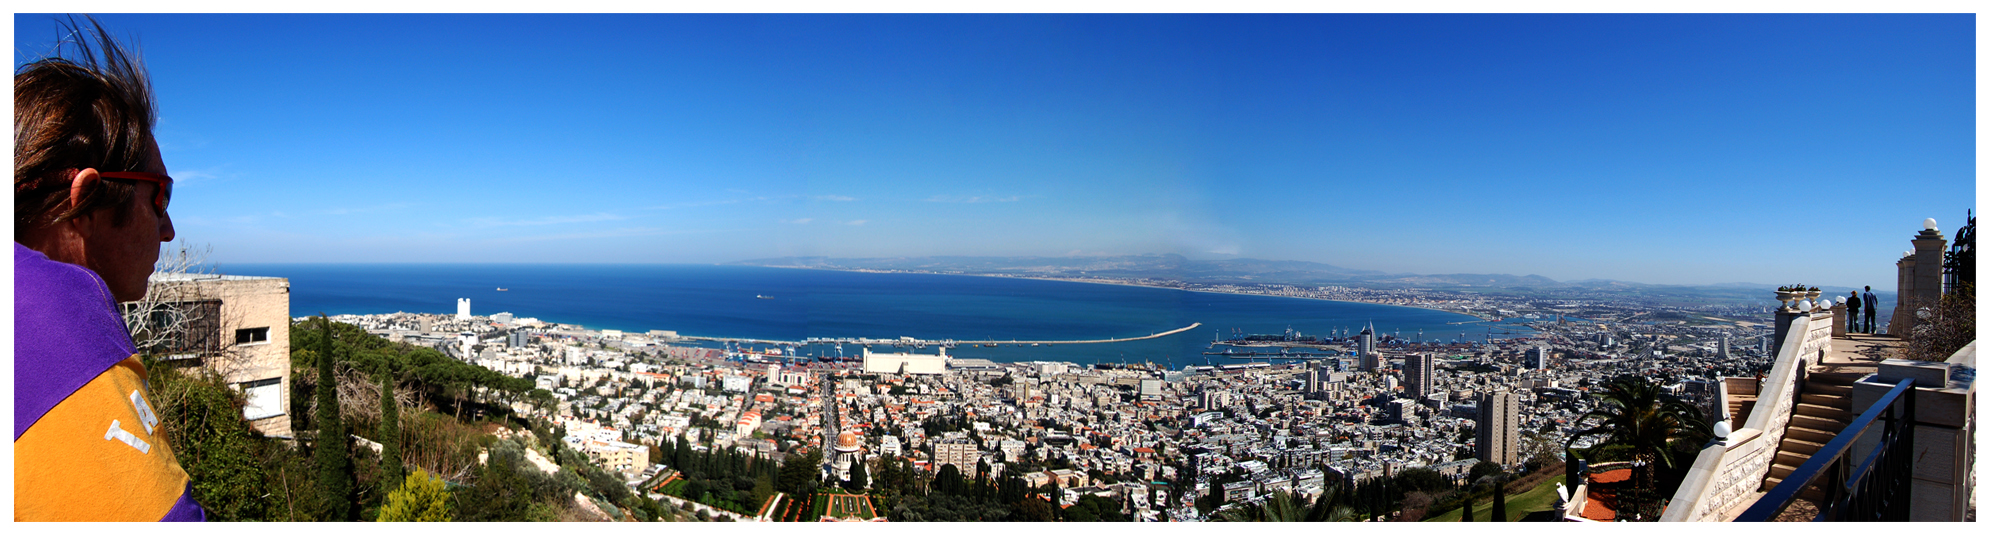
left=823, top=493, right=875, bottom=519
left=1424, top=474, right=1566, bottom=522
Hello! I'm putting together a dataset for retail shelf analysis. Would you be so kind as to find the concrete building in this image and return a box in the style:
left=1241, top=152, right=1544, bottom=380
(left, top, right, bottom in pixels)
left=1404, top=353, right=1434, bottom=401
left=862, top=347, right=948, bottom=375
left=139, top=274, right=293, bottom=436
left=932, top=437, right=979, bottom=477
left=456, top=297, right=470, bottom=320
left=1475, top=390, right=1520, bottom=466
left=577, top=438, right=650, bottom=474
left=1526, top=346, right=1552, bottom=370
left=1358, top=323, right=1379, bottom=372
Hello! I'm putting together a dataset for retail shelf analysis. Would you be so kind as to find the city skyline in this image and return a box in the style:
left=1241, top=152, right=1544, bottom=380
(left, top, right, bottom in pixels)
left=13, top=13, right=1973, bottom=289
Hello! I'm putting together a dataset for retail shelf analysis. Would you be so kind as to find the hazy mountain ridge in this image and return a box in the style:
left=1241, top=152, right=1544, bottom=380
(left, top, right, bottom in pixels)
left=734, top=255, right=1825, bottom=302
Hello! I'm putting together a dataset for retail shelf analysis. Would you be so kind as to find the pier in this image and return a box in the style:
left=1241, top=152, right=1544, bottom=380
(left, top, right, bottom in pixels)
left=680, top=322, right=1203, bottom=348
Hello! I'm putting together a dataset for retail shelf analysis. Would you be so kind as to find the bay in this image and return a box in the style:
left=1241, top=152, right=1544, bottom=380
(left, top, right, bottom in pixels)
left=226, top=263, right=1530, bottom=367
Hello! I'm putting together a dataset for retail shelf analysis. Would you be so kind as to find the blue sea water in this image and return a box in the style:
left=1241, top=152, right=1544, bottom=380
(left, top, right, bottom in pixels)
left=227, top=264, right=1530, bottom=367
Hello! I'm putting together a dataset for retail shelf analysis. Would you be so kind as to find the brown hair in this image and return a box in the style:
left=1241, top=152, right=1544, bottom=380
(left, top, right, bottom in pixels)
left=14, top=16, right=157, bottom=238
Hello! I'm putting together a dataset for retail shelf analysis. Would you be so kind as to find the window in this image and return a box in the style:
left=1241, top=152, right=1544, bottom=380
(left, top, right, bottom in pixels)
left=235, top=327, right=270, bottom=345
left=239, top=377, right=284, bottom=420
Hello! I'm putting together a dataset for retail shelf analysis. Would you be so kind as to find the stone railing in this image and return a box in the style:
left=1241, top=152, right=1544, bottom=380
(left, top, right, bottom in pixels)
left=1660, top=309, right=1831, bottom=522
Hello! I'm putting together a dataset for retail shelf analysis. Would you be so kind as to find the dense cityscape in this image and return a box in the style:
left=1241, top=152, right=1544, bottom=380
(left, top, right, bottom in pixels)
left=318, top=275, right=1790, bottom=521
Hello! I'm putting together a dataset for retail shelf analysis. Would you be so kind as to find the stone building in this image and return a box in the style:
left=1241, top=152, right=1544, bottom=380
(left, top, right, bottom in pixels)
left=138, top=274, right=293, bottom=436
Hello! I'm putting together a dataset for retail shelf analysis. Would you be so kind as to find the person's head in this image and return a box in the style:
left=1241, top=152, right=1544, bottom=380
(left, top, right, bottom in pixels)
left=1866, top=285, right=1872, bottom=292
left=15, top=16, right=174, bottom=302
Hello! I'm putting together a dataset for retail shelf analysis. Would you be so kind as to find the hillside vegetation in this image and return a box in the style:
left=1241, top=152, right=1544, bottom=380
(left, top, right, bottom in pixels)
left=140, top=318, right=691, bottom=521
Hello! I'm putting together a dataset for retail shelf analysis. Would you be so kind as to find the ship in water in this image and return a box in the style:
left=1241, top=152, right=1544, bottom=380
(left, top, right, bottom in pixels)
left=496, top=288, right=508, bottom=291
left=756, top=294, right=775, bottom=299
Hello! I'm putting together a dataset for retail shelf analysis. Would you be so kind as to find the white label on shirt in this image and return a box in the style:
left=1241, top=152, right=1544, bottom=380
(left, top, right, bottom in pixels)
left=105, top=419, right=152, bottom=454
left=129, top=390, right=159, bottom=435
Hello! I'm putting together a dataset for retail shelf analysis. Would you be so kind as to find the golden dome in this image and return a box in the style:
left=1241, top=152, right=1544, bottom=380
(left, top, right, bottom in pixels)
left=836, top=430, right=862, bottom=450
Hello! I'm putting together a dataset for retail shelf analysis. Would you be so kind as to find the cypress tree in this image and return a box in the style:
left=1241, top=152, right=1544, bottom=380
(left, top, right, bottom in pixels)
left=845, top=460, right=868, bottom=491
left=313, top=315, right=355, bottom=520
left=378, top=372, right=403, bottom=494
left=1491, top=475, right=1507, bottom=522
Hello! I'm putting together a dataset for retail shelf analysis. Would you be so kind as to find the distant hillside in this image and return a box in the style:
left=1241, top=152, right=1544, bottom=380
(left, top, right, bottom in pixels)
left=730, top=254, right=1845, bottom=307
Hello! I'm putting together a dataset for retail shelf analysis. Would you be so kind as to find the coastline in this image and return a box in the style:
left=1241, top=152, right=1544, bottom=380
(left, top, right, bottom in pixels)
left=746, top=264, right=1502, bottom=325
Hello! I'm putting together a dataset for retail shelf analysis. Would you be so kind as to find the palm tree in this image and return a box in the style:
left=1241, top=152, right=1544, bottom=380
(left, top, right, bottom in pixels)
left=1564, top=375, right=1711, bottom=520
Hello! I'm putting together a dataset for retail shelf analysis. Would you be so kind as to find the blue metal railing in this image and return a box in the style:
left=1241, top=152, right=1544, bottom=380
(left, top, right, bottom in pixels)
left=1736, top=377, right=1916, bottom=521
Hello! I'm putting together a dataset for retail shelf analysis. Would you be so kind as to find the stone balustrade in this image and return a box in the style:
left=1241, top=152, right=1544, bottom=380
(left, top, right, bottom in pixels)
left=1661, top=307, right=1831, bottom=522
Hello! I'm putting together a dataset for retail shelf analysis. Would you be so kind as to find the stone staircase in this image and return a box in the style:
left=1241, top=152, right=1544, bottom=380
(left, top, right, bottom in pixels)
left=1728, top=392, right=1757, bottom=425
left=1761, top=370, right=1863, bottom=500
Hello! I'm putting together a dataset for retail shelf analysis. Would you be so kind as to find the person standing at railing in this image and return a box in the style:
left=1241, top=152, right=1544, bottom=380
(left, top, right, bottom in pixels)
left=1862, top=286, right=1879, bottom=334
left=1846, top=289, right=1863, bottom=333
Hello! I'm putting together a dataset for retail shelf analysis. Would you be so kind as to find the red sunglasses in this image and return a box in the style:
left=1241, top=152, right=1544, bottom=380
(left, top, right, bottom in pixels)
left=98, top=171, right=173, bottom=213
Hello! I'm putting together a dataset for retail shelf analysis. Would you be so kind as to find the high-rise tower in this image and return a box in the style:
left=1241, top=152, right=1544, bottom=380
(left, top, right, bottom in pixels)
left=1404, top=353, right=1434, bottom=400
left=1358, top=322, right=1378, bottom=372
left=456, top=297, right=471, bottom=320
left=1476, top=390, right=1520, bottom=466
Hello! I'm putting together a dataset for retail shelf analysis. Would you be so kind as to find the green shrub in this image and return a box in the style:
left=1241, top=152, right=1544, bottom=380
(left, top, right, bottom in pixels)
left=379, top=468, right=451, bottom=521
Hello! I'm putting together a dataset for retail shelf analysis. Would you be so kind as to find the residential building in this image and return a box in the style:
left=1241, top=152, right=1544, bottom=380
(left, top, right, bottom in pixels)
left=1475, top=390, right=1519, bottom=466
left=138, top=274, right=293, bottom=436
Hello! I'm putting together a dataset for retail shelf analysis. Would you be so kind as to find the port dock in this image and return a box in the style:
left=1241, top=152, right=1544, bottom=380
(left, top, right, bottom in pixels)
left=681, top=322, right=1203, bottom=348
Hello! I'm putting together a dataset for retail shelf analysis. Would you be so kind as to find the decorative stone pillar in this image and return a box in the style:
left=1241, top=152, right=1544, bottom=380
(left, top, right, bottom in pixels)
left=1892, top=219, right=1948, bottom=336
left=1773, top=305, right=1803, bottom=357
left=1831, top=302, right=1848, bottom=338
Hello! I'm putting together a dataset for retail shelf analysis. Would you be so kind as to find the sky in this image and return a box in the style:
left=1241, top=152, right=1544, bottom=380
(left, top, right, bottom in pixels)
left=12, top=13, right=1977, bottom=289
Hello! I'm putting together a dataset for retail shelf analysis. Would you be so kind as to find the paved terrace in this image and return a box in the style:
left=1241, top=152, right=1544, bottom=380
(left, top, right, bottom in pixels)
left=1821, top=333, right=1907, bottom=376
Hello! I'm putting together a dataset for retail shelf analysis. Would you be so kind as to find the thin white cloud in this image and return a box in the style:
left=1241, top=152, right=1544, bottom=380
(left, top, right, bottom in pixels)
left=815, top=195, right=858, bottom=202
left=463, top=212, right=627, bottom=227
left=844, top=220, right=867, bottom=226
left=786, top=218, right=814, bottom=224
left=924, top=194, right=1023, bottom=203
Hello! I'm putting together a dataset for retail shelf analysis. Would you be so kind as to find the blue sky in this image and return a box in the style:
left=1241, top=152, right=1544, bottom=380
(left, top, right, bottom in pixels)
left=13, top=14, right=1975, bottom=288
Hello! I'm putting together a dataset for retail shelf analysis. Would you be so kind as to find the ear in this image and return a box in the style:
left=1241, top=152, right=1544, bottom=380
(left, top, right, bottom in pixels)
left=69, top=168, right=103, bottom=214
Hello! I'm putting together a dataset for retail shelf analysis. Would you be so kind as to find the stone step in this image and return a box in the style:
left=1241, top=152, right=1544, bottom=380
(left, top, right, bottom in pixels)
left=1731, top=399, right=1759, bottom=423
left=1788, top=413, right=1851, bottom=433
left=1806, top=382, right=1854, bottom=398
left=1794, top=403, right=1854, bottom=422
left=1779, top=437, right=1827, bottom=457
left=1808, top=372, right=1864, bottom=386
left=1784, top=425, right=1838, bottom=445
left=1762, top=476, right=1831, bottom=504
left=1768, top=463, right=1800, bottom=481
left=1799, top=392, right=1851, bottom=410
left=1774, top=450, right=1818, bottom=469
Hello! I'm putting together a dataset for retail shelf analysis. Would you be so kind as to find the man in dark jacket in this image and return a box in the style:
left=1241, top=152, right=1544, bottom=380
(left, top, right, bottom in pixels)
left=1845, top=289, right=1862, bottom=333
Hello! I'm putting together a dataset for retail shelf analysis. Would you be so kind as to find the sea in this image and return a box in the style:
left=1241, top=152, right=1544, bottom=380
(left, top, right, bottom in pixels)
left=227, top=263, right=1539, bottom=368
